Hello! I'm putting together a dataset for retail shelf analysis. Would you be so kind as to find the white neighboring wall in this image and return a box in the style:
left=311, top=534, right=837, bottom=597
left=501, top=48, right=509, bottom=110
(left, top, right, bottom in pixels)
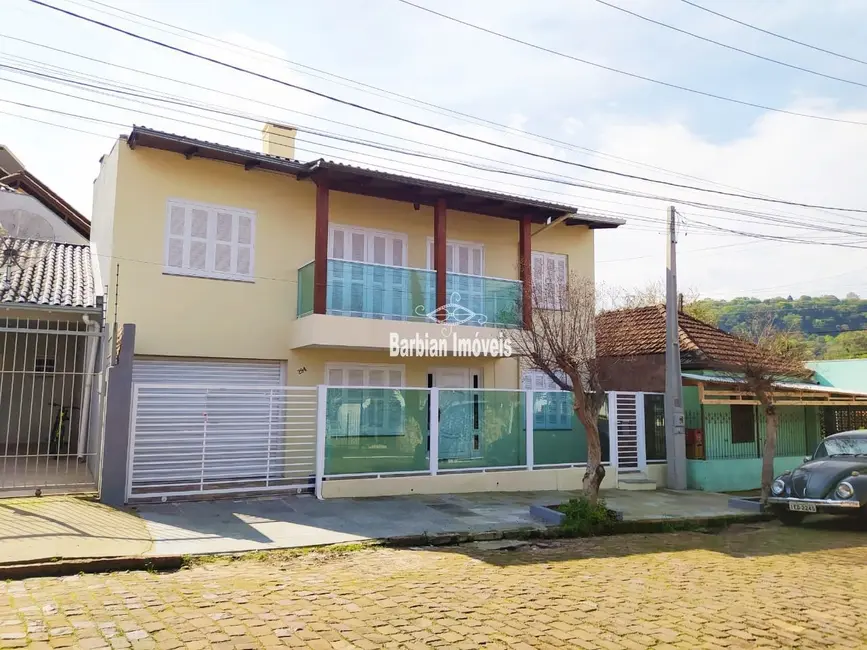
left=0, top=192, right=87, bottom=245
left=90, top=139, right=120, bottom=298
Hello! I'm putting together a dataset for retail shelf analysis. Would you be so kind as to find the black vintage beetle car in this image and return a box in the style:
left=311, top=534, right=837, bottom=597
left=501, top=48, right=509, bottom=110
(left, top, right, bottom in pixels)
left=768, top=430, right=867, bottom=525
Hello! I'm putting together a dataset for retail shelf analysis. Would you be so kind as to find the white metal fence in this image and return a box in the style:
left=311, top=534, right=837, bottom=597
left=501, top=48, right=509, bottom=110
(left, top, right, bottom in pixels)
left=0, top=318, right=104, bottom=496
left=127, top=384, right=317, bottom=500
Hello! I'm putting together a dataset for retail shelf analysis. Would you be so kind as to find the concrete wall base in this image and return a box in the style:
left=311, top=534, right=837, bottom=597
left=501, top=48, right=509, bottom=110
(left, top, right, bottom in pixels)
left=321, top=466, right=618, bottom=499
left=686, top=457, right=804, bottom=492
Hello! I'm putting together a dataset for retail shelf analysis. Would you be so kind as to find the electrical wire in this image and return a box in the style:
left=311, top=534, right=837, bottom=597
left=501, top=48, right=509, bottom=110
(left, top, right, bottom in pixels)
left=678, top=0, right=867, bottom=67
left=594, top=0, right=867, bottom=89
left=6, top=69, right=867, bottom=245
left=393, top=0, right=867, bottom=129
left=24, top=0, right=867, bottom=215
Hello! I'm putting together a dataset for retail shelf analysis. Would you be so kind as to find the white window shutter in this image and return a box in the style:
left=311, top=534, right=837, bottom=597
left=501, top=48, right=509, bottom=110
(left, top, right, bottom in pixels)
left=331, top=227, right=345, bottom=259
left=165, top=201, right=255, bottom=280
left=392, top=238, right=404, bottom=266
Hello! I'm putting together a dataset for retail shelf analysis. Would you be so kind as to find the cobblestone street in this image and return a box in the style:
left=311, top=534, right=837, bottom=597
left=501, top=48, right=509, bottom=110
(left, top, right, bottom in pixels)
left=1, top=521, right=865, bottom=649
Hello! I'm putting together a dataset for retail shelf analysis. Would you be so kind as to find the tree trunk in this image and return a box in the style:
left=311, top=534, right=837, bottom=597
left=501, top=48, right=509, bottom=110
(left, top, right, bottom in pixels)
left=760, top=404, right=778, bottom=505
left=574, top=394, right=605, bottom=504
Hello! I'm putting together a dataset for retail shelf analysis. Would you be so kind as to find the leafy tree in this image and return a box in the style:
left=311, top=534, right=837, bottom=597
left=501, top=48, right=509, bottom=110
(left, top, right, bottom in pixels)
left=824, top=331, right=867, bottom=359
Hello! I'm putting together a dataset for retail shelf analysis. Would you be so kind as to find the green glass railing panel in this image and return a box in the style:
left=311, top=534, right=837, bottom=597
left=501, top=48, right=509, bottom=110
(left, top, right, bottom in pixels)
left=531, top=391, right=610, bottom=465
left=327, top=260, right=436, bottom=321
left=444, top=274, right=522, bottom=328
left=324, top=387, right=429, bottom=475
left=321, top=259, right=522, bottom=327
left=437, top=389, right=525, bottom=469
left=296, top=261, right=314, bottom=317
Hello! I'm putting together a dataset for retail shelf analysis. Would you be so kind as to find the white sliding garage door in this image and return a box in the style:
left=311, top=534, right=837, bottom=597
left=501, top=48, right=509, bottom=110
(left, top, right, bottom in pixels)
left=132, top=358, right=283, bottom=385
left=128, top=358, right=317, bottom=500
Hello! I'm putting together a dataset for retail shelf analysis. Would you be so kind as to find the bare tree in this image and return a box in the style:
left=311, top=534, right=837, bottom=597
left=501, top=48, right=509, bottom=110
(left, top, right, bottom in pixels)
left=511, top=274, right=608, bottom=502
left=603, top=280, right=718, bottom=325
left=713, top=312, right=809, bottom=503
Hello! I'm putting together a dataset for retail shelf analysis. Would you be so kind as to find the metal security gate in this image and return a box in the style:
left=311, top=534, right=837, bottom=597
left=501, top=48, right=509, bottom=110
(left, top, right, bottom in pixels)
left=127, top=384, right=317, bottom=500
left=0, top=318, right=104, bottom=496
left=611, top=391, right=642, bottom=471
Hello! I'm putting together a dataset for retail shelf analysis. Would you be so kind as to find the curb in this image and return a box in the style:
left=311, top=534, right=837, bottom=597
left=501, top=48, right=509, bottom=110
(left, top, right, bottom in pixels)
left=0, top=555, right=183, bottom=580
left=0, top=513, right=774, bottom=580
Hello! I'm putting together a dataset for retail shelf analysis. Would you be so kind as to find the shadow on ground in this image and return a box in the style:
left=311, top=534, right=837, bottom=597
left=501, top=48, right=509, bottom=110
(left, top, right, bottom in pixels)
left=433, top=516, right=867, bottom=567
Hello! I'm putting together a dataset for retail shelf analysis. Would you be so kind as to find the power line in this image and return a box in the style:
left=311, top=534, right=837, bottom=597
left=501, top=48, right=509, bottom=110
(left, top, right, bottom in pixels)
left=594, top=0, right=867, bottom=89
left=7, top=66, right=867, bottom=245
left=678, top=0, right=867, bottom=67
left=8, top=49, right=867, bottom=235
left=25, top=0, right=867, bottom=215
left=394, top=0, right=867, bottom=129
left=5, top=16, right=852, bottom=228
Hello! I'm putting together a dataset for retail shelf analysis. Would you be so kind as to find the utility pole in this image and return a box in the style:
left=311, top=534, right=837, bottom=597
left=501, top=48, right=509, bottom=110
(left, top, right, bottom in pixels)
left=665, top=206, right=687, bottom=489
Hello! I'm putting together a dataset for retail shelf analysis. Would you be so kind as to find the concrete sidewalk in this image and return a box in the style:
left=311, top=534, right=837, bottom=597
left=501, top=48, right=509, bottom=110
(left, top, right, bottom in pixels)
left=0, top=489, right=751, bottom=565
left=0, top=496, right=152, bottom=564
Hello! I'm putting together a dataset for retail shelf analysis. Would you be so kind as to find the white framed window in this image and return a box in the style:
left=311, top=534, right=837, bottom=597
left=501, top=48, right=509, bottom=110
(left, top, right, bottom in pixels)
left=522, top=369, right=572, bottom=430
left=425, top=238, right=484, bottom=275
left=34, top=357, right=56, bottom=373
left=328, top=225, right=408, bottom=318
left=325, top=363, right=406, bottom=437
left=531, top=251, right=567, bottom=309
left=165, top=198, right=255, bottom=281
left=329, top=224, right=407, bottom=266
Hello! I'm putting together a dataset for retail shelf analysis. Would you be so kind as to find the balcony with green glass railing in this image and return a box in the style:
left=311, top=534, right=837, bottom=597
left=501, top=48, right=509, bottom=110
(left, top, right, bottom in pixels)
left=296, top=259, right=523, bottom=328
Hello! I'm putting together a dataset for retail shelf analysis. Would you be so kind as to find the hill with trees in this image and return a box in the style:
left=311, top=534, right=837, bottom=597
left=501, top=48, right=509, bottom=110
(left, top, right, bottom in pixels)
left=607, top=284, right=867, bottom=360
left=688, top=294, right=866, bottom=359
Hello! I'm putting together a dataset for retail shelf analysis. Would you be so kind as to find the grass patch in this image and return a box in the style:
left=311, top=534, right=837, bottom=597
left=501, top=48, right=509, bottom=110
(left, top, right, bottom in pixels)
left=559, top=497, right=619, bottom=537
left=180, top=541, right=379, bottom=568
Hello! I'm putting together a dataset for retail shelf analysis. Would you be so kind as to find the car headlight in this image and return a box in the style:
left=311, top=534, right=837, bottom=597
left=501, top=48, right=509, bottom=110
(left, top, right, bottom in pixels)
left=835, top=482, right=855, bottom=499
left=772, top=479, right=786, bottom=495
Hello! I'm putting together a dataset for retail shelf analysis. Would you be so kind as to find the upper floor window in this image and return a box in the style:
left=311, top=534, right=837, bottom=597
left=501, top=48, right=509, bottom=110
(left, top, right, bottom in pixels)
left=165, top=199, right=255, bottom=281
left=532, top=251, right=567, bottom=309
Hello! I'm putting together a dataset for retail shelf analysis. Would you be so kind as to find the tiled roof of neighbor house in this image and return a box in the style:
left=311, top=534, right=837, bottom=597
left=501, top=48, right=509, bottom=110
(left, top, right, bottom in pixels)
left=596, top=304, right=803, bottom=374
left=0, top=170, right=90, bottom=239
left=0, top=239, right=99, bottom=309
left=127, top=126, right=625, bottom=228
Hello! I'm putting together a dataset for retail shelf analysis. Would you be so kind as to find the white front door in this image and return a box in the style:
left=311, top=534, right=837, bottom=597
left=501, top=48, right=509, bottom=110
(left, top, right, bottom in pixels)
left=431, top=368, right=479, bottom=462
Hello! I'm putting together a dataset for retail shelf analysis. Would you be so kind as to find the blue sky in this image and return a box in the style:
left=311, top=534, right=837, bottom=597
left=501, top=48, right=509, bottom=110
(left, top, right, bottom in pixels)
left=2, top=0, right=866, bottom=300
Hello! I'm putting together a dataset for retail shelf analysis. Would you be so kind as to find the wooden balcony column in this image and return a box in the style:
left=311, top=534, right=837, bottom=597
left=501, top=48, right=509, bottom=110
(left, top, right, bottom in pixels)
left=313, top=175, right=330, bottom=315
left=519, top=214, right=532, bottom=328
left=434, top=198, right=447, bottom=321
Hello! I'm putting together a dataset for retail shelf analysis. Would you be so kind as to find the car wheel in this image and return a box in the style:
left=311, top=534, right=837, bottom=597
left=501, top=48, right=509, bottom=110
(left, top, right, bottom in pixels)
left=774, top=507, right=807, bottom=526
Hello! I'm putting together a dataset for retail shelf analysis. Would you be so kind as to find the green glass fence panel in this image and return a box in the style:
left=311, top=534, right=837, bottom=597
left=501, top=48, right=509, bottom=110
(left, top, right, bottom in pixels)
left=531, top=392, right=610, bottom=465
left=296, top=261, right=314, bottom=317
left=324, top=387, right=429, bottom=475
left=438, top=389, right=525, bottom=469
left=643, top=393, right=666, bottom=461
left=444, top=274, right=522, bottom=328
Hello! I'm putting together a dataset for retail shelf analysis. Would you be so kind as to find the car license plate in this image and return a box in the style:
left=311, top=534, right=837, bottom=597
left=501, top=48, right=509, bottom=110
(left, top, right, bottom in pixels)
left=789, top=502, right=817, bottom=513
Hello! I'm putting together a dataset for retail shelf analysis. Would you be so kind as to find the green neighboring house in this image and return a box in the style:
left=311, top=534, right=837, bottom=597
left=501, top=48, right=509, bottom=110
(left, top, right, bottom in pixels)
left=597, top=306, right=867, bottom=493
left=808, top=359, right=867, bottom=392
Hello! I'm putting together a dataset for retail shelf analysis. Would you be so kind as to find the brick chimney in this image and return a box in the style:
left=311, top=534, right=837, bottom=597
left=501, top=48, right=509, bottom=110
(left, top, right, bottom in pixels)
left=261, top=123, right=297, bottom=160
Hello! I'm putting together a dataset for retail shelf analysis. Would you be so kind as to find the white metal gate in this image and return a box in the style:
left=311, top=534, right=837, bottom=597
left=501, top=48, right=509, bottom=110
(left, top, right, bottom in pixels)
left=127, top=384, right=317, bottom=500
left=611, top=391, right=643, bottom=471
left=0, top=318, right=104, bottom=496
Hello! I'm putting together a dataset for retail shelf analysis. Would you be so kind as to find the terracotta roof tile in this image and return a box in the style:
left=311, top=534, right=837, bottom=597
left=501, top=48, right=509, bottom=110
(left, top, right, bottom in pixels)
left=596, top=304, right=799, bottom=373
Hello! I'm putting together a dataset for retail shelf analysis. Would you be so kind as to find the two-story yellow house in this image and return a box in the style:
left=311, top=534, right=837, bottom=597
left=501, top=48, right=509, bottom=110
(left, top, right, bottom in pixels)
left=92, top=123, right=624, bottom=500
